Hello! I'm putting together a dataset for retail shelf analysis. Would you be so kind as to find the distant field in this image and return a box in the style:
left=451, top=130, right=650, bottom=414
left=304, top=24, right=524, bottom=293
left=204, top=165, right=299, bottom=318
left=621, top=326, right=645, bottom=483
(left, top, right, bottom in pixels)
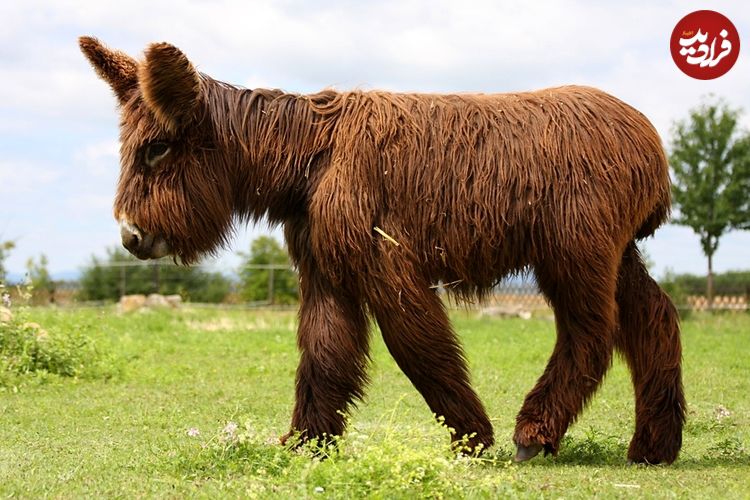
left=1, top=307, right=748, bottom=497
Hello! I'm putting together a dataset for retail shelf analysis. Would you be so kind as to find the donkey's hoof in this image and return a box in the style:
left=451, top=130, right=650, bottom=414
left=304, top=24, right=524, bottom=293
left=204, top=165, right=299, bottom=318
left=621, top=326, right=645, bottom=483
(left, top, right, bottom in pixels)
left=514, top=442, right=544, bottom=462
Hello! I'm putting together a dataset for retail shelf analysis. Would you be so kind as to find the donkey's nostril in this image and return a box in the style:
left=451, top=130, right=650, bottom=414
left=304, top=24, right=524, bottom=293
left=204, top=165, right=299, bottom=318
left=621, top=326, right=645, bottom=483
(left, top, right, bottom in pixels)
left=118, top=219, right=170, bottom=259
left=120, top=220, right=143, bottom=254
left=124, top=232, right=140, bottom=250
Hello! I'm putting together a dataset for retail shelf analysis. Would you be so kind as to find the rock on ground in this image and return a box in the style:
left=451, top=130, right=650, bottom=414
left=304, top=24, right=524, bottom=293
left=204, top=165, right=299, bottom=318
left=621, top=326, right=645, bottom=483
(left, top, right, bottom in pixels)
left=119, top=293, right=182, bottom=312
left=478, top=304, right=533, bottom=320
left=0, top=306, right=12, bottom=323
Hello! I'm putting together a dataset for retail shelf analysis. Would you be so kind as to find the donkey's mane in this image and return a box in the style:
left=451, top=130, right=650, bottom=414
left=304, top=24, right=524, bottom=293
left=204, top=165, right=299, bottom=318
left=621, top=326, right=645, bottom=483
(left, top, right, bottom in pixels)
left=203, top=78, right=342, bottom=172
left=201, top=78, right=349, bottom=222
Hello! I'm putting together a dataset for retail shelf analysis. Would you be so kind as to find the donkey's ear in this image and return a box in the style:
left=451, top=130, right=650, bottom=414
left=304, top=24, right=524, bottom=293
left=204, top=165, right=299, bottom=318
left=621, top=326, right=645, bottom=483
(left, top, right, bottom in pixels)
left=139, top=42, right=202, bottom=132
left=79, top=36, right=138, bottom=103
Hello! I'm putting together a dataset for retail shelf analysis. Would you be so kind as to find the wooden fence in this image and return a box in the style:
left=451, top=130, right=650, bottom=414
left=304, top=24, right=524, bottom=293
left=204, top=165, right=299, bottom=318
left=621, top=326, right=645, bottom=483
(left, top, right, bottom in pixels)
left=686, top=295, right=748, bottom=311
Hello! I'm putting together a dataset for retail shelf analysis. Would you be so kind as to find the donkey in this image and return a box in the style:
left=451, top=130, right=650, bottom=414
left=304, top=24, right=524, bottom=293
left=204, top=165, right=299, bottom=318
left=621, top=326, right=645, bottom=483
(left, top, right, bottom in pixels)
left=80, top=37, right=685, bottom=464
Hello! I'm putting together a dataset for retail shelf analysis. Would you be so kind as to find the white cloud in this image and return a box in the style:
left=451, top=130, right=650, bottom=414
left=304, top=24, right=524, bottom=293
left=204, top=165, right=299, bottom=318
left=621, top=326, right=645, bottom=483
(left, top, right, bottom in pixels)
left=74, top=140, right=120, bottom=177
left=65, top=193, right=114, bottom=216
left=0, top=161, right=61, bottom=194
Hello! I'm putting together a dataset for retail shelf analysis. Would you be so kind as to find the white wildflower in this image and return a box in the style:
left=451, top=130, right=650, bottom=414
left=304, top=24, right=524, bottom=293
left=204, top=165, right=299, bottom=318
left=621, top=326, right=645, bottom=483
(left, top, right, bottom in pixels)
left=221, top=421, right=239, bottom=442
left=715, top=405, right=731, bottom=420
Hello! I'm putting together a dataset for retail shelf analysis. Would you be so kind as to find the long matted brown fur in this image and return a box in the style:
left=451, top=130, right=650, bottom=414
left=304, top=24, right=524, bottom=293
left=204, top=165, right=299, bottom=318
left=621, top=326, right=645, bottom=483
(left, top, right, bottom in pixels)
left=80, top=37, right=685, bottom=464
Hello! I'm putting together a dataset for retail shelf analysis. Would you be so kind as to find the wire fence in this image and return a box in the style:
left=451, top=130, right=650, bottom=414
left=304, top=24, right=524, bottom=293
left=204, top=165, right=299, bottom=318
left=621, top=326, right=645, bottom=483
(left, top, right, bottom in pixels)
left=45, top=261, right=298, bottom=308
left=7, top=260, right=749, bottom=313
left=19, top=260, right=546, bottom=311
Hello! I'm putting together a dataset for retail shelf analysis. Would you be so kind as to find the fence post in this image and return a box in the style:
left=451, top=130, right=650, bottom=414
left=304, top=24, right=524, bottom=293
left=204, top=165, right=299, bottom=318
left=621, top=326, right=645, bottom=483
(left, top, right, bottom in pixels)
left=152, top=261, right=160, bottom=294
left=268, top=267, right=275, bottom=305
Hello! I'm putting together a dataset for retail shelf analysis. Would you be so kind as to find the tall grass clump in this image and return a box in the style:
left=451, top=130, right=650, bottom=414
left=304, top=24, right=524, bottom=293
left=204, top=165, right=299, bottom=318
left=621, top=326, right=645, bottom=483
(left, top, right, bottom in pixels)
left=175, top=414, right=521, bottom=498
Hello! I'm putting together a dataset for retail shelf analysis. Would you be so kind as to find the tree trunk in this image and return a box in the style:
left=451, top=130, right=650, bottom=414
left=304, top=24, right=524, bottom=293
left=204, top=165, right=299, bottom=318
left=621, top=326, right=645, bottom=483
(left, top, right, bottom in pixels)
left=707, top=252, right=714, bottom=311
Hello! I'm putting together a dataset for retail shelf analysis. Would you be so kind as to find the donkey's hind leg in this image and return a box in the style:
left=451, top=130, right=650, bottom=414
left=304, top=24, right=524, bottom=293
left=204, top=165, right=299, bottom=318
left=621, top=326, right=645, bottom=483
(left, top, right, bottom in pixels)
left=514, top=250, right=620, bottom=460
left=367, top=260, right=493, bottom=454
left=615, top=242, right=685, bottom=464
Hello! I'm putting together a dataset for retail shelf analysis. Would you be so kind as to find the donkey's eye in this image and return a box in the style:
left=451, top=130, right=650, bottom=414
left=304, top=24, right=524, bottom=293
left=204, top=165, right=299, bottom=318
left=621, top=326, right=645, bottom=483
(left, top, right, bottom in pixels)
left=145, top=142, right=170, bottom=167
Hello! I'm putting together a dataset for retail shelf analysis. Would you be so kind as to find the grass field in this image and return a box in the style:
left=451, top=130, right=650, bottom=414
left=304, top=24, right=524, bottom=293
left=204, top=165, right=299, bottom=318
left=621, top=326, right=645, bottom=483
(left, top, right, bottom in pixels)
left=1, top=306, right=748, bottom=498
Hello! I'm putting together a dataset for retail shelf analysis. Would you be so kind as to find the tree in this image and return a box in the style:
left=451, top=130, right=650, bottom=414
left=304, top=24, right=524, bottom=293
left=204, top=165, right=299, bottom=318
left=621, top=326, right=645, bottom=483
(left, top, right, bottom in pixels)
left=669, top=98, right=750, bottom=307
left=0, top=239, right=15, bottom=283
left=238, top=236, right=298, bottom=304
left=26, top=254, right=55, bottom=304
left=78, top=246, right=231, bottom=302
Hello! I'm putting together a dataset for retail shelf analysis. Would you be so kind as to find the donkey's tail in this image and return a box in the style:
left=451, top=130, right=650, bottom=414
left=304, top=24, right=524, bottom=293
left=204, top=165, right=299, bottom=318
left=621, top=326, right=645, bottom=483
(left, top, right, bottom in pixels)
left=635, top=201, right=670, bottom=240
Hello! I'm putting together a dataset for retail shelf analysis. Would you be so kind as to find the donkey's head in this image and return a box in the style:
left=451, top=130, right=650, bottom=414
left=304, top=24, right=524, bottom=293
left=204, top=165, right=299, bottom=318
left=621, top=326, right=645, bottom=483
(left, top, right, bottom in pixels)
left=80, top=37, right=234, bottom=264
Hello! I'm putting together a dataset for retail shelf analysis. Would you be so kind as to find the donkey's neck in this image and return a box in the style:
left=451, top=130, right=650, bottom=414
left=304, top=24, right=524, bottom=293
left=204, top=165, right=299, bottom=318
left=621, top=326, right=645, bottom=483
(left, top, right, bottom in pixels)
left=203, top=78, right=342, bottom=224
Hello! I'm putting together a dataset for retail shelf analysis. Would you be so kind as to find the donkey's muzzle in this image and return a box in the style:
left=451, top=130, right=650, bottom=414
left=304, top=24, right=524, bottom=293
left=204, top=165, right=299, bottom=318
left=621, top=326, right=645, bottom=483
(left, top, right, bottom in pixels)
left=119, top=220, right=171, bottom=260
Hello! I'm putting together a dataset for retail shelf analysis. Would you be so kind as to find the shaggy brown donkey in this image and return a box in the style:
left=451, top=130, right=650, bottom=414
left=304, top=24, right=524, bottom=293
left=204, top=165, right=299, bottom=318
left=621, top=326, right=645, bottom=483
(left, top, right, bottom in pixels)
left=80, top=37, right=685, bottom=464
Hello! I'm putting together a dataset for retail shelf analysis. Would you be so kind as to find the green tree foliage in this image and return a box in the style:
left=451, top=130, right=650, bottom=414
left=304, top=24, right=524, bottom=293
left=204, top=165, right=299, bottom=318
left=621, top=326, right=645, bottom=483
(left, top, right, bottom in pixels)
left=669, top=98, right=750, bottom=305
left=78, top=247, right=231, bottom=303
left=26, top=254, right=55, bottom=304
left=0, top=240, right=15, bottom=283
left=238, top=236, right=298, bottom=304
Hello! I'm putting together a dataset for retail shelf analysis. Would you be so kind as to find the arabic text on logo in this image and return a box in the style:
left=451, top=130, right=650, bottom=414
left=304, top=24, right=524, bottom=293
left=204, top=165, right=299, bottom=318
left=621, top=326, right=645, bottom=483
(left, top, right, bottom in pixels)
left=670, top=10, right=740, bottom=80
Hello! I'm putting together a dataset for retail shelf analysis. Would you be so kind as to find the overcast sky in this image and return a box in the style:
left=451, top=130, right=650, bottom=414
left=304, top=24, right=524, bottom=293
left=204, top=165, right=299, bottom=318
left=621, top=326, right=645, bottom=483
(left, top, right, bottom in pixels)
left=1, top=0, right=748, bottom=280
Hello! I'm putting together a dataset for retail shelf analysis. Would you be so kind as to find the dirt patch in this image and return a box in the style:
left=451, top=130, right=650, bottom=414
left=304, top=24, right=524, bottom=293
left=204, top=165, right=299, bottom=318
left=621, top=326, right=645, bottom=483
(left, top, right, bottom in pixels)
left=185, top=316, right=294, bottom=332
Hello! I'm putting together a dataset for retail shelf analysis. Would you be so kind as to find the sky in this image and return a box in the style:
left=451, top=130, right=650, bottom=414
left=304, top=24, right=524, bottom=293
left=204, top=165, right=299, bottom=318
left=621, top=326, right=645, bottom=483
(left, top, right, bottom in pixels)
left=1, top=0, right=749, bottom=280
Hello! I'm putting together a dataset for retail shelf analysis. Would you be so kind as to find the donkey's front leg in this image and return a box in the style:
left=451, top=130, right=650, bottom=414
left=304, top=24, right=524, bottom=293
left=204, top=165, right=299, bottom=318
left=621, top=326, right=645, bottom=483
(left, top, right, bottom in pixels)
left=281, top=263, right=370, bottom=446
left=366, top=257, right=494, bottom=454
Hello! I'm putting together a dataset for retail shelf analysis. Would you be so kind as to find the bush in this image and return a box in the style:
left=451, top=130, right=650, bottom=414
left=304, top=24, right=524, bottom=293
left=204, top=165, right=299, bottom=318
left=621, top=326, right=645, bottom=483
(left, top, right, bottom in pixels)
left=659, top=270, right=750, bottom=297
left=0, top=308, right=118, bottom=387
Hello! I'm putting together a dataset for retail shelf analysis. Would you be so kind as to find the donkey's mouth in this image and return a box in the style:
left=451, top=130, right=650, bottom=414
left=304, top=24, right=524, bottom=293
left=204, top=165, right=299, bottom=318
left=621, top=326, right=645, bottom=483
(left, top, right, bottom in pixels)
left=119, top=219, right=172, bottom=260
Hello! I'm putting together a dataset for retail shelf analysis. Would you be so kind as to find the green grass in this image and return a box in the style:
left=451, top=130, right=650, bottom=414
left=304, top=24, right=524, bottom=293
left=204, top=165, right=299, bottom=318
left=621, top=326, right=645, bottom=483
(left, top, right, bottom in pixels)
left=1, top=307, right=748, bottom=497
